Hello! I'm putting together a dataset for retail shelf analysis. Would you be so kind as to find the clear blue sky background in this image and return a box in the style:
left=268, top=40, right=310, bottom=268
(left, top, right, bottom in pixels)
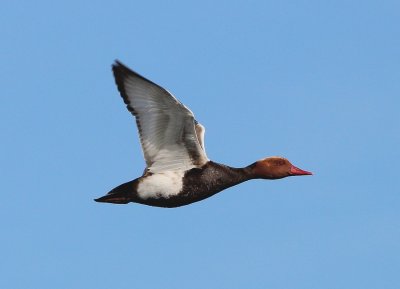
left=1, top=0, right=399, bottom=288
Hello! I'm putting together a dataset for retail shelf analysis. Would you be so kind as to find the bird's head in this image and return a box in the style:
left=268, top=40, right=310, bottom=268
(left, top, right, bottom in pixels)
left=252, top=157, right=312, bottom=179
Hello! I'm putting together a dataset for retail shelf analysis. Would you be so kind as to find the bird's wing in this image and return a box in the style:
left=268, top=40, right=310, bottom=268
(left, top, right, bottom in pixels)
left=112, top=61, right=209, bottom=173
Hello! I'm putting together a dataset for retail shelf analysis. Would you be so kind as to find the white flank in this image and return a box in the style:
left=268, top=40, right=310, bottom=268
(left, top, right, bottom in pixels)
left=137, top=171, right=185, bottom=199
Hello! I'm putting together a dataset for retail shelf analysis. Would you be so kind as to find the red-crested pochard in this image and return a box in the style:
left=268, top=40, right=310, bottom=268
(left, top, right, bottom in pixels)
left=95, top=61, right=312, bottom=208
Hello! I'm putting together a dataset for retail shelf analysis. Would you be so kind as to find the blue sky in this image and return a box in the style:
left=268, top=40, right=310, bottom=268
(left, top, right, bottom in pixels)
left=1, top=0, right=399, bottom=288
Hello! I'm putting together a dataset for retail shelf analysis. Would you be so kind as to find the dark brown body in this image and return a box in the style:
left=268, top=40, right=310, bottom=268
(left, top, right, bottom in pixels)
left=96, top=157, right=311, bottom=208
left=96, top=162, right=255, bottom=208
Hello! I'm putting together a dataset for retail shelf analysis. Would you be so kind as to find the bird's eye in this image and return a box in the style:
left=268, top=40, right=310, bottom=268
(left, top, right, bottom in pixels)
left=274, top=160, right=286, bottom=166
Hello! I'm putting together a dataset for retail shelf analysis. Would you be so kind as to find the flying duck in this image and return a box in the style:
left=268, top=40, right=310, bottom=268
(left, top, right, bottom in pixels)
left=95, top=61, right=312, bottom=208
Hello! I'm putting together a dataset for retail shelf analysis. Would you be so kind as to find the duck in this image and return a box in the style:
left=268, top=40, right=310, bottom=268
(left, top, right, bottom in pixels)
left=95, top=61, right=312, bottom=208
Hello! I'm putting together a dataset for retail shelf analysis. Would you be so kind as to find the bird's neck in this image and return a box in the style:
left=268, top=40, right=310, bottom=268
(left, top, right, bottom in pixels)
left=205, top=161, right=257, bottom=188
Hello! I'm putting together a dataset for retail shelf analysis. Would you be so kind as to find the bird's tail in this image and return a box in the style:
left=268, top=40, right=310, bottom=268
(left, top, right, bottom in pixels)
left=94, top=192, right=131, bottom=204
left=94, top=180, right=136, bottom=204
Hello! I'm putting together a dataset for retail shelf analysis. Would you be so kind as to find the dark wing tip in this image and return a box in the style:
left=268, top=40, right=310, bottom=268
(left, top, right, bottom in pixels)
left=111, top=59, right=167, bottom=118
left=112, top=60, right=168, bottom=91
left=110, top=59, right=177, bottom=117
left=113, top=59, right=123, bottom=66
left=112, top=59, right=131, bottom=76
left=111, top=60, right=132, bottom=109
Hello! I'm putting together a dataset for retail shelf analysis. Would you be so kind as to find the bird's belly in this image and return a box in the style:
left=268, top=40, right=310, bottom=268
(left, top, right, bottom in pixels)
left=134, top=165, right=241, bottom=208
left=136, top=172, right=222, bottom=208
left=136, top=188, right=220, bottom=208
left=136, top=171, right=185, bottom=200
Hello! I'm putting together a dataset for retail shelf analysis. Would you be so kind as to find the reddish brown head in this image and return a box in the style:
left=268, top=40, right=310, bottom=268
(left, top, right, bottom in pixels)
left=252, top=157, right=312, bottom=179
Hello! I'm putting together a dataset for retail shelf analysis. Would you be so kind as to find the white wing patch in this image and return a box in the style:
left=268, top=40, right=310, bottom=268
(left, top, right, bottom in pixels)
left=195, top=122, right=206, bottom=152
left=137, top=171, right=185, bottom=199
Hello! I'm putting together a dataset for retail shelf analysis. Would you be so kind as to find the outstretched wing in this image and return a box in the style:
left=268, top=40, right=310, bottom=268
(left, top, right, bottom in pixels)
left=112, top=61, right=209, bottom=173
